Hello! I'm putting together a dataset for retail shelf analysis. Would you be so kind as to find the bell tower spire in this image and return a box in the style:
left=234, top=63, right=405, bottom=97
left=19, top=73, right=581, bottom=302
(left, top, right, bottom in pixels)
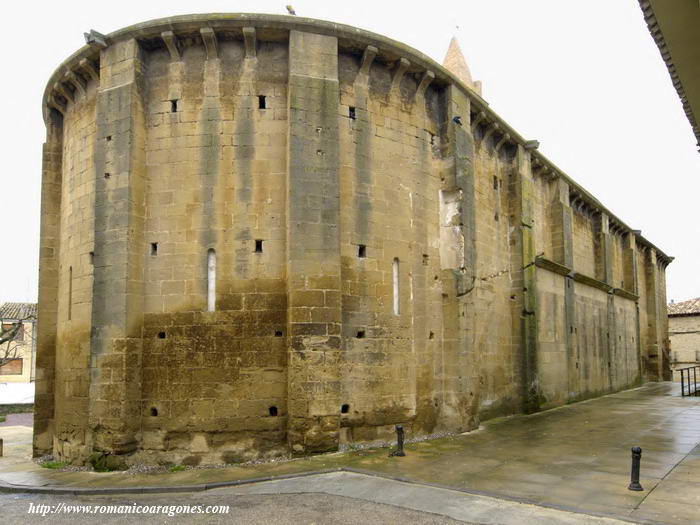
left=442, top=36, right=482, bottom=96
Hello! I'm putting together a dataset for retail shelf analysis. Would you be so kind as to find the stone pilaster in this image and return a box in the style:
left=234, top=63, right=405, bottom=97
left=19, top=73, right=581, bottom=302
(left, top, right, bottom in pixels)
left=513, top=146, right=539, bottom=413
left=623, top=232, right=639, bottom=295
left=551, top=179, right=573, bottom=268
left=440, top=86, right=478, bottom=431
left=286, top=31, right=342, bottom=454
left=624, top=232, right=643, bottom=381
left=88, top=38, right=146, bottom=457
left=594, top=212, right=614, bottom=391
left=33, top=111, right=63, bottom=456
left=595, top=213, right=613, bottom=285
left=550, top=179, right=578, bottom=400
left=643, top=248, right=661, bottom=381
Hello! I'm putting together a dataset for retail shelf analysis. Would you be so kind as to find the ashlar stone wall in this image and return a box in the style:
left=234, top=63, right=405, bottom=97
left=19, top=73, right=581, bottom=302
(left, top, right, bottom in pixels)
left=34, top=14, right=673, bottom=466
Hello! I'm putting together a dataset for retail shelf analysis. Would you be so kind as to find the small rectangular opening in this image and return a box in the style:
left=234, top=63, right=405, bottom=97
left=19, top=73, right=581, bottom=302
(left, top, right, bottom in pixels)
left=358, top=244, right=366, bottom=258
left=493, top=176, right=498, bottom=190
left=349, top=106, right=356, bottom=120
left=170, top=99, right=178, bottom=112
left=255, top=239, right=263, bottom=253
left=106, top=135, right=112, bottom=142
left=68, top=266, right=73, bottom=321
left=422, top=254, right=429, bottom=266
left=341, top=404, right=350, bottom=414
left=356, top=330, right=365, bottom=339
left=104, top=172, right=110, bottom=179
left=258, top=95, right=267, bottom=109
left=150, top=242, right=158, bottom=256
left=89, top=251, right=95, bottom=265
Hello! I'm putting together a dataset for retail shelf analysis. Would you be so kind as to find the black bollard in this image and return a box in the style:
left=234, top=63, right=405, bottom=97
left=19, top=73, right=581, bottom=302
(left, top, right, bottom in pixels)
left=389, top=424, right=406, bottom=457
left=628, top=446, right=643, bottom=491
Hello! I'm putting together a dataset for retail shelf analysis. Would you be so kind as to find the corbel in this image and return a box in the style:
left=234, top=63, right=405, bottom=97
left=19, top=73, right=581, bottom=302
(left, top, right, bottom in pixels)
left=200, top=27, right=218, bottom=59
left=415, top=70, right=434, bottom=99
left=532, top=163, right=550, bottom=178
left=494, top=133, right=510, bottom=152
left=356, top=45, right=378, bottom=84
left=79, top=58, right=99, bottom=82
left=390, top=57, right=410, bottom=94
left=83, top=29, right=108, bottom=49
left=48, top=94, right=66, bottom=116
left=542, top=167, right=559, bottom=182
left=161, top=31, right=181, bottom=60
left=471, top=111, right=486, bottom=130
left=54, top=82, right=73, bottom=104
left=242, top=27, right=256, bottom=58
left=64, top=71, right=86, bottom=97
left=482, top=121, right=499, bottom=143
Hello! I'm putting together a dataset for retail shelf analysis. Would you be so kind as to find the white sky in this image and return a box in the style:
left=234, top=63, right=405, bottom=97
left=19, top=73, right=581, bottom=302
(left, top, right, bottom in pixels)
left=1, top=0, right=698, bottom=304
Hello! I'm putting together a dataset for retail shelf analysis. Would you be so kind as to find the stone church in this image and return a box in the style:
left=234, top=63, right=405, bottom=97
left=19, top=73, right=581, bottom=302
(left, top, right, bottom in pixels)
left=34, top=14, right=672, bottom=466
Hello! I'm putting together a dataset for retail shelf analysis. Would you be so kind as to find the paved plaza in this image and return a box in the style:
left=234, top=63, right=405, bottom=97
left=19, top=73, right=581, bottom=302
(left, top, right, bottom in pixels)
left=2, top=382, right=699, bottom=524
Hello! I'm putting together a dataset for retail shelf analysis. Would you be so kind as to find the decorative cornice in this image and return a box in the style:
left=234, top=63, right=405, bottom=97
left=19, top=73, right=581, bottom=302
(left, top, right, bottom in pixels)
left=534, top=256, right=570, bottom=277
left=41, top=13, right=673, bottom=263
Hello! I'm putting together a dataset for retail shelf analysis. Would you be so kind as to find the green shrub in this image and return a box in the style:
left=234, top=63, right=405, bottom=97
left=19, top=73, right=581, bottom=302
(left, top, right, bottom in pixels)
left=168, top=464, right=186, bottom=472
left=42, top=461, right=67, bottom=469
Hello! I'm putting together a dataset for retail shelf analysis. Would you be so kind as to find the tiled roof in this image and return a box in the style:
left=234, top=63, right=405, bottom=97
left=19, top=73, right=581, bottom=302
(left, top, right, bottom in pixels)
left=0, top=302, right=37, bottom=320
left=668, top=297, right=700, bottom=316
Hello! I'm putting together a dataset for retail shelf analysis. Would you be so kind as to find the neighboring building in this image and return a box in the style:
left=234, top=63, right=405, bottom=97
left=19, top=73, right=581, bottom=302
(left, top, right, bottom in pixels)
left=0, top=302, right=37, bottom=384
left=638, top=1, right=700, bottom=151
left=668, top=298, right=700, bottom=371
left=35, top=14, right=672, bottom=466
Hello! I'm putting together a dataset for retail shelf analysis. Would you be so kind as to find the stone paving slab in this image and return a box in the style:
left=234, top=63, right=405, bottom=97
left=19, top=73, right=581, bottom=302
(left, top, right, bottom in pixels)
left=1, top=382, right=699, bottom=524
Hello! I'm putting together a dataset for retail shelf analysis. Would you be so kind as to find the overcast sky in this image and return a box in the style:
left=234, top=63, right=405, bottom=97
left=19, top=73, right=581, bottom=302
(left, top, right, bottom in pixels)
left=1, top=0, right=697, bottom=304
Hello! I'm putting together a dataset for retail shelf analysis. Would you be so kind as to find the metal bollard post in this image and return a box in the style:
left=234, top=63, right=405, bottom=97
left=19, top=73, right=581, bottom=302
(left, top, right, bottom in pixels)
left=628, top=447, right=643, bottom=491
left=389, top=424, right=406, bottom=457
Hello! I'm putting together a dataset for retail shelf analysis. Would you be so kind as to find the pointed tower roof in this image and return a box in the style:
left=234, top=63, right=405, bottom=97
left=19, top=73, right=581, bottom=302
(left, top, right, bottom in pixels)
left=442, top=37, right=482, bottom=96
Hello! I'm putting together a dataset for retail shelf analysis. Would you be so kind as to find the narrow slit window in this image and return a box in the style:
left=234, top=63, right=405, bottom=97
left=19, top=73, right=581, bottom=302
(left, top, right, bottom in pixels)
left=89, top=251, right=95, bottom=265
left=493, top=176, right=498, bottom=190
left=358, top=244, right=366, bottom=258
left=255, top=239, right=263, bottom=253
left=150, top=242, right=158, bottom=256
left=207, top=249, right=216, bottom=312
left=349, top=106, right=356, bottom=120
left=258, top=95, right=267, bottom=109
left=392, top=258, right=400, bottom=315
left=170, top=99, right=178, bottom=112
left=150, top=407, right=158, bottom=417
left=269, top=406, right=278, bottom=417
left=422, top=254, right=429, bottom=266
left=68, top=266, right=73, bottom=321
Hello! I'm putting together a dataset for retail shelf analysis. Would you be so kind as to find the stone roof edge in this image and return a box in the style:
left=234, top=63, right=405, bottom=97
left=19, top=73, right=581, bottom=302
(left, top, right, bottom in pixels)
left=42, top=13, right=672, bottom=264
left=638, top=0, right=700, bottom=152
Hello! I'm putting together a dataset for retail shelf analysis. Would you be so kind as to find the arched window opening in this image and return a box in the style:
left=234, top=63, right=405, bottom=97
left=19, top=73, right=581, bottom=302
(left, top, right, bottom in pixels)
left=207, top=249, right=216, bottom=312
left=392, top=258, right=400, bottom=315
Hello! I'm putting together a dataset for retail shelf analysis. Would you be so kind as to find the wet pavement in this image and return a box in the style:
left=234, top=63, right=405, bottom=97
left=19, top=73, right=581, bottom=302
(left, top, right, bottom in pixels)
left=1, top=382, right=699, bottom=524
